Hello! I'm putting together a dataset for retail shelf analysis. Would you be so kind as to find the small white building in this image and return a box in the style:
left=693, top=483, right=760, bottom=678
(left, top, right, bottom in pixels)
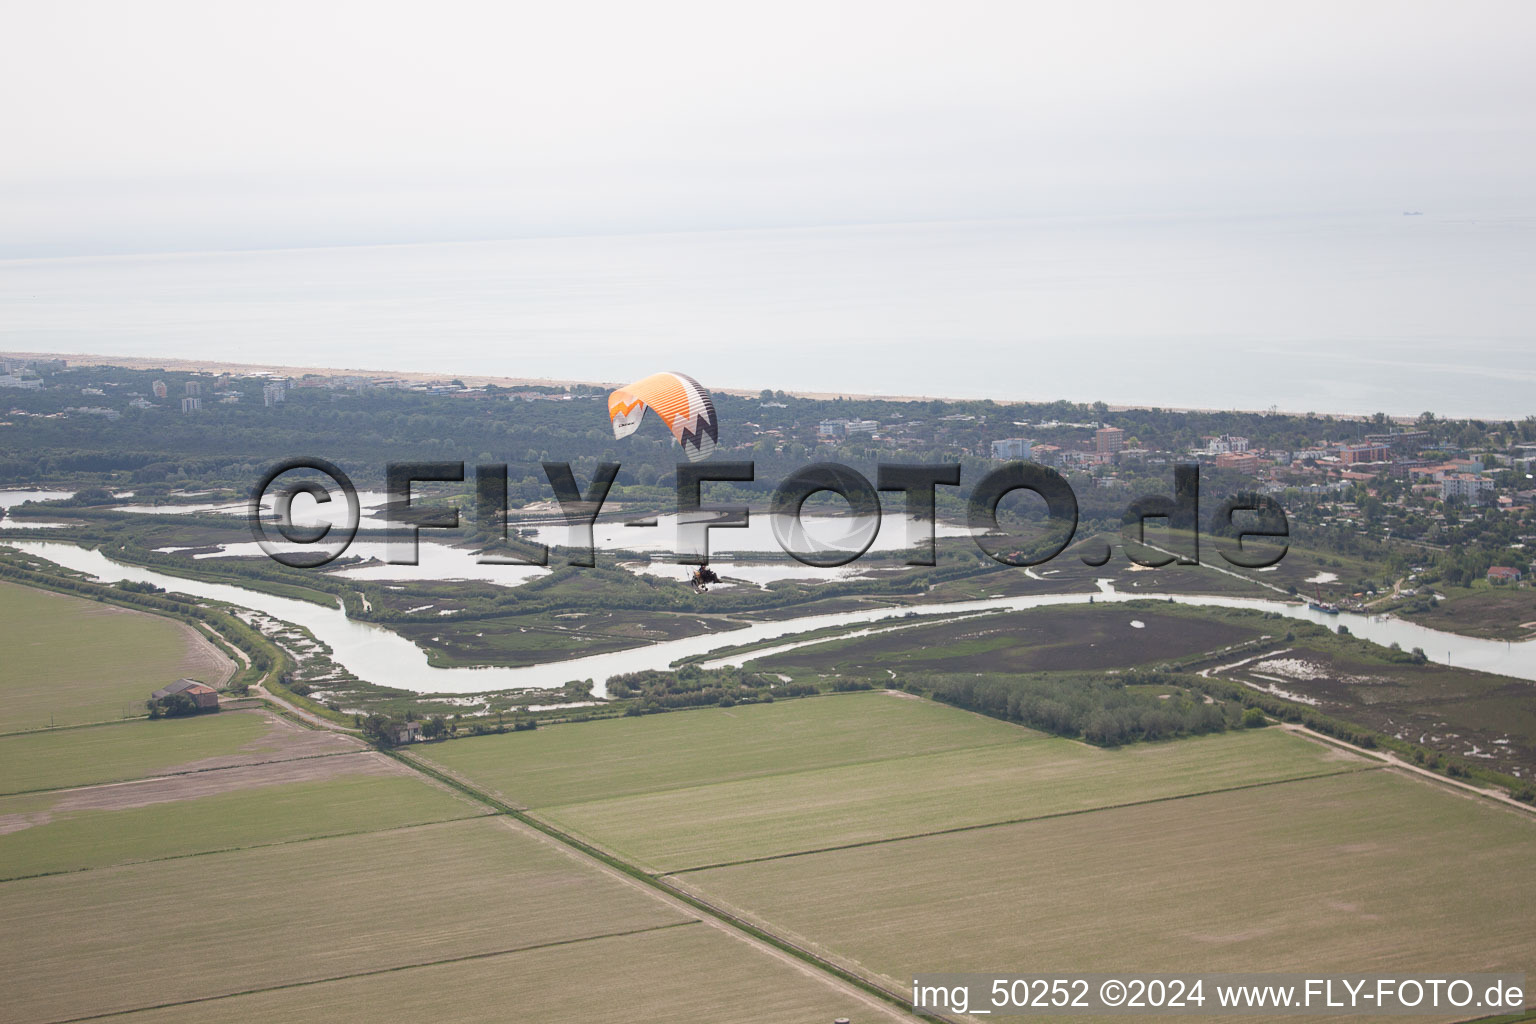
left=391, top=720, right=424, bottom=743
left=990, top=438, right=1032, bottom=460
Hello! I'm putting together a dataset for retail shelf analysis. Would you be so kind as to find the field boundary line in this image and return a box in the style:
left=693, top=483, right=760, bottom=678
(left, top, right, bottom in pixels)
left=0, top=812, right=494, bottom=885
left=1281, top=723, right=1536, bottom=818
left=662, top=765, right=1383, bottom=875
left=532, top=734, right=1031, bottom=812
left=392, top=749, right=943, bottom=1023
left=41, top=920, right=703, bottom=1024
left=0, top=706, right=304, bottom=746
left=405, top=755, right=529, bottom=809
left=413, top=690, right=1030, bottom=812
left=0, top=746, right=370, bottom=799
left=0, top=717, right=158, bottom=740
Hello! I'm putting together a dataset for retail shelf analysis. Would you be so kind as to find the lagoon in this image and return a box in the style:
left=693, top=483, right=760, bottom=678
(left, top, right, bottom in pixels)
left=9, top=539, right=1536, bottom=699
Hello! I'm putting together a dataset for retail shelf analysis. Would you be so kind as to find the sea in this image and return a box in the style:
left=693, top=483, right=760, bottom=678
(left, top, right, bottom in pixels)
left=2, top=210, right=1533, bottom=419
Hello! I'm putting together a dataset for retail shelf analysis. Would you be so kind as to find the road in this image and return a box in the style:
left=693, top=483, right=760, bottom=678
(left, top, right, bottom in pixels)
left=1201, top=652, right=1535, bottom=817
left=254, top=684, right=931, bottom=1021
left=251, top=683, right=358, bottom=733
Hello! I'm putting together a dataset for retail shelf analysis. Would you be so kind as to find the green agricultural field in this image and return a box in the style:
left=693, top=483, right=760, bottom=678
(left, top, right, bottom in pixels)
left=0, top=762, right=487, bottom=879
left=421, top=690, right=1028, bottom=807
left=0, top=580, right=232, bottom=731
left=0, top=710, right=348, bottom=794
left=104, top=923, right=899, bottom=1024
left=1, top=816, right=690, bottom=1023
left=541, top=728, right=1370, bottom=872
left=749, top=604, right=1266, bottom=676
left=676, top=770, right=1536, bottom=1010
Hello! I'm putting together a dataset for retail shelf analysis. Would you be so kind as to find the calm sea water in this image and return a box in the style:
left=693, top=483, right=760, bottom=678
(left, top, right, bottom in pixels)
left=2, top=211, right=1532, bottom=418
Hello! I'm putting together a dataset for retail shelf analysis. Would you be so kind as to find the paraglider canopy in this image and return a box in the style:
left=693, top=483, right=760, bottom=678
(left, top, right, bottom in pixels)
left=608, top=372, right=718, bottom=462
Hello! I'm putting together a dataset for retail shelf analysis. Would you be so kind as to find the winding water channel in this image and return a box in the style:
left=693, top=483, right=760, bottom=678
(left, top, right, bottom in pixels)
left=8, top=539, right=1536, bottom=699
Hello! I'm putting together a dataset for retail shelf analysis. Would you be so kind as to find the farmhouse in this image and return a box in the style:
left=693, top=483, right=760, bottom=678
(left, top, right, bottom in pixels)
left=1486, top=566, right=1522, bottom=585
left=150, top=678, right=220, bottom=710
left=391, top=720, right=424, bottom=743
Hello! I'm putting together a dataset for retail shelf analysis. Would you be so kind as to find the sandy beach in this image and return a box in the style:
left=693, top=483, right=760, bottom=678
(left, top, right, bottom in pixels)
left=0, top=349, right=1404, bottom=421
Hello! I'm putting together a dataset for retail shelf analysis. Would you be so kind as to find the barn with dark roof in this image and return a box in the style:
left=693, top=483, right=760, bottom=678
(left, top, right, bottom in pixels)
left=150, top=678, right=219, bottom=711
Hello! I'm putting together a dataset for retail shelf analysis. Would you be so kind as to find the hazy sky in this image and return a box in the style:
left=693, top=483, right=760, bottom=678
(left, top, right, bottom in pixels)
left=3, top=0, right=1534, bottom=256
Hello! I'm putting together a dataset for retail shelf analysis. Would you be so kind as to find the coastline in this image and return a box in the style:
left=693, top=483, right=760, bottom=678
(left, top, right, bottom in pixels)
left=0, top=349, right=1412, bottom=423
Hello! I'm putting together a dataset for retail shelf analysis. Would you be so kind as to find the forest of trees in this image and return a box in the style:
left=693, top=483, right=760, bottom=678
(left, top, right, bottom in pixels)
left=606, top=664, right=812, bottom=712
left=922, top=668, right=1238, bottom=746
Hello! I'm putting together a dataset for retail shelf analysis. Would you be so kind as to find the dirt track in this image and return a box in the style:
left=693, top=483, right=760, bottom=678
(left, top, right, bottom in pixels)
left=172, top=616, right=237, bottom=688
left=166, top=709, right=362, bottom=775
left=249, top=683, right=359, bottom=733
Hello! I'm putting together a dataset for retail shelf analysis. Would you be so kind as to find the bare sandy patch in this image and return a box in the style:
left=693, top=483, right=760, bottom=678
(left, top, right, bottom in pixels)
left=163, top=710, right=364, bottom=775
left=79, top=600, right=236, bottom=687
left=172, top=618, right=237, bottom=687
left=0, top=751, right=427, bottom=834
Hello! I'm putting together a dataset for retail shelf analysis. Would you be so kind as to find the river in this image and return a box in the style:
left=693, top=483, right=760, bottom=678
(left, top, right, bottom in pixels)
left=7, top=539, right=1536, bottom=698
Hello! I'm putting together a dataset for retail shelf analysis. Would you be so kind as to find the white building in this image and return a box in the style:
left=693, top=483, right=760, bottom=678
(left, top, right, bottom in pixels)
left=1441, top=474, right=1494, bottom=504
left=1206, top=434, right=1249, bottom=455
left=817, top=418, right=879, bottom=438
left=990, top=438, right=1032, bottom=460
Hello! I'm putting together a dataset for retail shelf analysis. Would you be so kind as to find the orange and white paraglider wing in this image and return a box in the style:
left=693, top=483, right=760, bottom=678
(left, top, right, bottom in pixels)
left=607, top=372, right=718, bottom=461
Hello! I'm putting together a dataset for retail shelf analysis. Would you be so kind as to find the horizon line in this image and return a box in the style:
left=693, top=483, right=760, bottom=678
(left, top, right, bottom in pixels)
left=1, top=349, right=1450, bottom=426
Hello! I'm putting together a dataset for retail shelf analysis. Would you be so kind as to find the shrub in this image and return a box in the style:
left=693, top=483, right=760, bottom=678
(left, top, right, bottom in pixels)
left=928, top=673, right=1227, bottom=746
left=146, top=692, right=200, bottom=718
